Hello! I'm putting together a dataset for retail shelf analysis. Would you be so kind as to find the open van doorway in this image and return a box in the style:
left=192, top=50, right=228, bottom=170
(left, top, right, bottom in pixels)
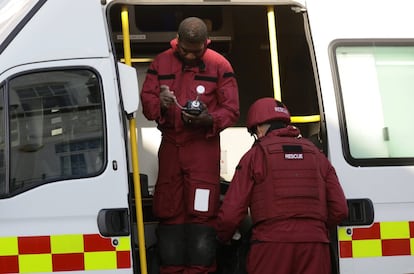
left=107, top=3, right=326, bottom=273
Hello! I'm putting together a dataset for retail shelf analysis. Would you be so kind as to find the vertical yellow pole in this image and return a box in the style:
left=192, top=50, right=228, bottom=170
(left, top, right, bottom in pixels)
left=121, top=6, right=148, bottom=274
left=267, top=6, right=282, bottom=101
left=121, top=8, right=132, bottom=67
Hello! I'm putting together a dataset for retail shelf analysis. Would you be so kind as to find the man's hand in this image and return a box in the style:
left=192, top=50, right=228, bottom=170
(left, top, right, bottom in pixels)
left=159, top=85, right=176, bottom=109
left=182, top=104, right=213, bottom=127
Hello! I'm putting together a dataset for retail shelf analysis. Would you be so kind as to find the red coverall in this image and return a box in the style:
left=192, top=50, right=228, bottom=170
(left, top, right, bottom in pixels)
left=140, top=38, right=239, bottom=274
left=216, top=126, right=348, bottom=274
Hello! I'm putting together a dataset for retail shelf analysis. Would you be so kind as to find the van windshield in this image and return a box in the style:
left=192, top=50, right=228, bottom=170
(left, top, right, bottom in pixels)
left=0, top=0, right=38, bottom=43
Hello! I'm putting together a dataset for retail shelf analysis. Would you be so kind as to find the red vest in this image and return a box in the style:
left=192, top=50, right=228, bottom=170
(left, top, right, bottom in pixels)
left=250, top=134, right=328, bottom=224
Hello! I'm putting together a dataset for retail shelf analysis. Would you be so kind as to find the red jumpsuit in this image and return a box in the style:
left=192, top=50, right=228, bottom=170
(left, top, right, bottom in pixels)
left=216, top=126, right=348, bottom=274
left=140, top=39, right=239, bottom=274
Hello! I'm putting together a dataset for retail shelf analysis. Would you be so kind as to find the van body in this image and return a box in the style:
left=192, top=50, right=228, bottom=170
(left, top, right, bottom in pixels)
left=1, top=0, right=414, bottom=273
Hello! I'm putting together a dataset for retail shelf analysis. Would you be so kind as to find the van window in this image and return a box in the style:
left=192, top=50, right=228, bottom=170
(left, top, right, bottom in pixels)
left=1, top=69, right=105, bottom=196
left=335, top=44, right=414, bottom=165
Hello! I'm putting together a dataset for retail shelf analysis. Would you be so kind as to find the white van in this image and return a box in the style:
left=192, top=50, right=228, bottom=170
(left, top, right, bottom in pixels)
left=0, top=0, right=413, bottom=273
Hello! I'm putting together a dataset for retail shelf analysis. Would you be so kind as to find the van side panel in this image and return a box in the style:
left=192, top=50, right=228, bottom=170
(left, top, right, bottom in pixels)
left=307, top=1, right=414, bottom=273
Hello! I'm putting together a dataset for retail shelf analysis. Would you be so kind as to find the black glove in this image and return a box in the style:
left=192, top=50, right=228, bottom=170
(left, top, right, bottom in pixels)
left=181, top=103, right=213, bottom=127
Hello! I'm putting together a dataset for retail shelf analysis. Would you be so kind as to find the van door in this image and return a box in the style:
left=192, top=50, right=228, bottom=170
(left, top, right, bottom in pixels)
left=306, top=0, right=414, bottom=273
left=0, top=1, right=134, bottom=273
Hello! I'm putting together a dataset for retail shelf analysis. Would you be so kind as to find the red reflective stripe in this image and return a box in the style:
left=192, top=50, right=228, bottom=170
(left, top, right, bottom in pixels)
left=409, top=221, right=414, bottom=238
left=0, top=255, right=19, bottom=273
left=382, top=239, right=411, bottom=256
left=339, top=241, right=353, bottom=258
left=18, top=236, right=51, bottom=254
left=117, top=250, right=132, bottom=268
left=352, top=223, right=380, bottom=240
left=83, top=234, right=115, bottom=252
left=52, top=253, right=84, bottom=271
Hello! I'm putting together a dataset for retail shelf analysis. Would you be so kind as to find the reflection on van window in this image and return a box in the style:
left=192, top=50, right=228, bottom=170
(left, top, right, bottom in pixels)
left=2, top=69, right=105, bottom=195
left=336, top=45, right=414, bottom=162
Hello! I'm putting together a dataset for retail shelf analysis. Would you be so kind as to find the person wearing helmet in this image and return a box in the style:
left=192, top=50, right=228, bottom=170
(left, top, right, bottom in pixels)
left=215, top=98, right=348, bottom=274
left=140, top=17, right=239, bottom=274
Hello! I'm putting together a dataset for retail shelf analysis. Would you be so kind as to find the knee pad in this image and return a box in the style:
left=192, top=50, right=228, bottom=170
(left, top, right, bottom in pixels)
left=186, top=224, right=217, bottom=266
left=157, top=224, right=185, bottom=266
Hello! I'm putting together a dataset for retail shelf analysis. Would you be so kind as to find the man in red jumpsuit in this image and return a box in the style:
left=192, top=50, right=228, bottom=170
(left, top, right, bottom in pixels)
left=140, top=17, right=239, bottom=274
left=215, top=98, right=348, bottom=274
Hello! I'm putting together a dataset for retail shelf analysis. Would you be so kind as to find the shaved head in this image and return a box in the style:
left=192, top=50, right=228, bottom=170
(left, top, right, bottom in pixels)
left=177, top=17, right=208, bottom=43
